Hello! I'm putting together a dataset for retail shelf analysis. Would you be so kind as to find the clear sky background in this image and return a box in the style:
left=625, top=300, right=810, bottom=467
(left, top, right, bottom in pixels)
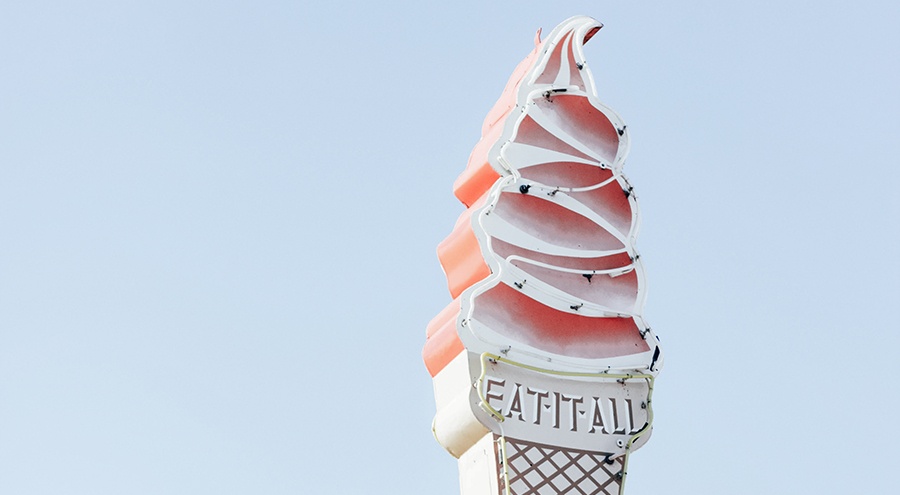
left=2, top=1, right=899, bottom=494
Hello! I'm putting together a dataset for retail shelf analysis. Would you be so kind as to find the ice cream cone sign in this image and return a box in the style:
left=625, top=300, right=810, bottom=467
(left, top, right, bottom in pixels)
left=424, top=16, right=663, bottom=495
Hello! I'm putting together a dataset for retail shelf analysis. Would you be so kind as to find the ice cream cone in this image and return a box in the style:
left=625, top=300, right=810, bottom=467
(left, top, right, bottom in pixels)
left=425, top=16, right=662, bottom=495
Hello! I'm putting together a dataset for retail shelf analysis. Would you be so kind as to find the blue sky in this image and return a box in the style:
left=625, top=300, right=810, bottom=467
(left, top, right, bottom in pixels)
left=2, top=1, right=899, bottom=493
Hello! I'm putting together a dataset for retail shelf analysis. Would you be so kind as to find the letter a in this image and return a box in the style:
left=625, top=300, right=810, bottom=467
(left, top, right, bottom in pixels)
left=588, top=397, right=607, bottom=434
left=504, top=383, right=525, bottom=421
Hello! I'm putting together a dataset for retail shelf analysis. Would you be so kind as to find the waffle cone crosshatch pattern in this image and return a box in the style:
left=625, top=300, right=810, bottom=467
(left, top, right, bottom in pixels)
left=424, top=16, right=663, bottom=495
left=496, top=436, right=625, bottom=495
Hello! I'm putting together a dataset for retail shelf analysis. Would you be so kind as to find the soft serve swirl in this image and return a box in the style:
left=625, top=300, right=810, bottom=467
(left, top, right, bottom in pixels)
left=440, top=16, right=662, bottom=373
